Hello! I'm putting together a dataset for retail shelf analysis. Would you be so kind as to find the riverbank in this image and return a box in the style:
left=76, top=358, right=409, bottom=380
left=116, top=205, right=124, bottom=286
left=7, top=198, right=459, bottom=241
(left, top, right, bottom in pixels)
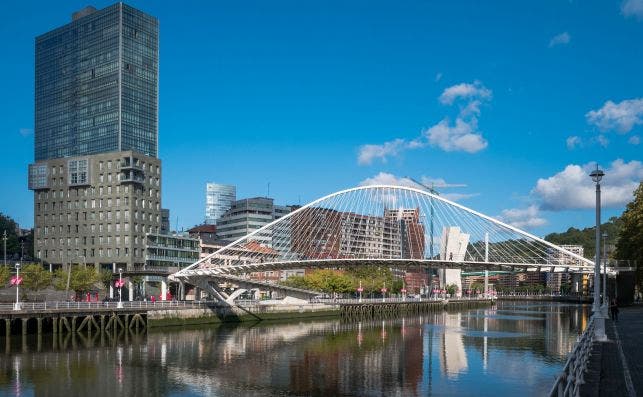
left=497, top=295, right=591, bottom=304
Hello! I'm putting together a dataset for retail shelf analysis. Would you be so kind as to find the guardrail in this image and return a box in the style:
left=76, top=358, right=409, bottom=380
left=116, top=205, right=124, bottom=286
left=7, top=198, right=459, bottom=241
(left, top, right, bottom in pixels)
left=311, top=297, right=494, bottom=304
left=549, top=316, right=596, bottom=397
left=0, top=300, right=222, bottom=312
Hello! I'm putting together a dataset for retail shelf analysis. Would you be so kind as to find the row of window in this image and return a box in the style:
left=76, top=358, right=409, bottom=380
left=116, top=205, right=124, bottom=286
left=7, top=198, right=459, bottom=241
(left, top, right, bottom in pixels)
left=37, top=246, right=141, bottom=260
left=37, top=232, right=156, bottom=247
left=38, top=222, right=158, bottom=236
left=38, top=184, right=158, bottom=199
left=37, top=209, right=159, bottom=225
left=36, top=197, right=160, bottom=212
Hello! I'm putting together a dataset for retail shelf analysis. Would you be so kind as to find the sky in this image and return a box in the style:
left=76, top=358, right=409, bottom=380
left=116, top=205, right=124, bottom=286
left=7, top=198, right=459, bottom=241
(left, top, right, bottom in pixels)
left=0, top=0, right=642, bottom=236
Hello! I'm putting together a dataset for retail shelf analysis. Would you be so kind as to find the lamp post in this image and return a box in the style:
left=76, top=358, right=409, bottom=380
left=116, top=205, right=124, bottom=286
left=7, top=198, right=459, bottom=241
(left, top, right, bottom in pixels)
left=590, top=165, right=607, bottom=340
left=117, top=268, right=124, bottom=308
left=3, top=230, right=6, bottom=266
left=12, top=263, right=22, bottom=310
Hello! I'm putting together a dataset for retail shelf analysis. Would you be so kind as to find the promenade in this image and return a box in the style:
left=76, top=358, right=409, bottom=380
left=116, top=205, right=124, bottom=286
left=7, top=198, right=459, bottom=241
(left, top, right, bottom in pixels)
left=585, top=305, right=643, bottom=397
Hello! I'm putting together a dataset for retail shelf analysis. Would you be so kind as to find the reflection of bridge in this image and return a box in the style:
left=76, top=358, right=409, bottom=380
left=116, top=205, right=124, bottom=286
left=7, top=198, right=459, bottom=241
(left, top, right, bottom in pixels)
left=172, top=185, right=596, bottom=303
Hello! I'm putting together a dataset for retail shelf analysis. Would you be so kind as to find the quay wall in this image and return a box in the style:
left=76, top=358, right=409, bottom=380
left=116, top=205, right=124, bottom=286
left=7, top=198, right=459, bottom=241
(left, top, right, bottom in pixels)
left=147, top=304, right=341, bottom=327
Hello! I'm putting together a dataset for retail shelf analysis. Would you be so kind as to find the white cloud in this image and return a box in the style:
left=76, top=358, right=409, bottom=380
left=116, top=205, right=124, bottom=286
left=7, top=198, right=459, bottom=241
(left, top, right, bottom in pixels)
left=359, top=173, right=474, bottom=201
left=498, top=205, right=547, bottom=229
left=629, top=135, right=640, bottom=145
left=435, top=72, right=443, bottom=82
left=596, top=134, right=609, bottom=147
left=586, top=98, right=643, bottom=133
left=19, top=128, right=33, bottom=137
left=532, top=159, right=643, bottom=210
left=566, top=136, right=581, bottom=150
left=357, top=81, right=491, bottom=164
left=439, top=81, right=492, bottom=105
left=548, top=32, right=571, bottom=47
left=359, top=172, right=418, bottom=188
left=357, top=139, right=406, bottom=165
left=423, top=118, right=488, bottom=153
left=622, top=0, right=643, bottom=19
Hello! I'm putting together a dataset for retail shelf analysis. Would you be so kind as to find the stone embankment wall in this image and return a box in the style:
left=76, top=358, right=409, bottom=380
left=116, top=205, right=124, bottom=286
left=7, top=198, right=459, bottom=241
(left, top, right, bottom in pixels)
left=147, top=303, right=341, bottom=327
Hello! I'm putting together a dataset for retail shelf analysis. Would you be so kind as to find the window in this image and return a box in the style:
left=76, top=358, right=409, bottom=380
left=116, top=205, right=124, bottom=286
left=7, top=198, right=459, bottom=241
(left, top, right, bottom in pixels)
left=68, top=159, right=88, bottom=185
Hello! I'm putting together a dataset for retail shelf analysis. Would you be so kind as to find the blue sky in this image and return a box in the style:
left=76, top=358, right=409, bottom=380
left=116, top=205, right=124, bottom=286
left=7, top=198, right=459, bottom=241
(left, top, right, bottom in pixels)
left=0, top=0, right=642, bottom=235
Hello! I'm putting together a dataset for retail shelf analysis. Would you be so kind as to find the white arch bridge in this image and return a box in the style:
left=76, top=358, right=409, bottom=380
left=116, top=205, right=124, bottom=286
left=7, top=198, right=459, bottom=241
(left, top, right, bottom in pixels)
left=171, top=185, right=596, bottom=303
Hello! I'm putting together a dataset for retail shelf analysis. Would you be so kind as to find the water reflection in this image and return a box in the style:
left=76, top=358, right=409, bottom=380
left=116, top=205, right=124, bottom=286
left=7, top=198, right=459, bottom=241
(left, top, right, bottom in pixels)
left=0, top=302, right=589, bottom=396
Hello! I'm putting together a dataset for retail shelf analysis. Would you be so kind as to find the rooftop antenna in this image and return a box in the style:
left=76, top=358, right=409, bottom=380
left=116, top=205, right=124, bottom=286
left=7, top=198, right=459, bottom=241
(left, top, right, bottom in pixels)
left=267, top=182, right=270, bottom=198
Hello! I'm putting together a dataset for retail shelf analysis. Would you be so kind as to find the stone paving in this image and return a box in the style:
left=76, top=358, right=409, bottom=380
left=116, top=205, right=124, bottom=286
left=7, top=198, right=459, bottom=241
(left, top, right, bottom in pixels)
left=610, top=305, right=643, bottom=397
left=576, top=305, right=643, bottom=397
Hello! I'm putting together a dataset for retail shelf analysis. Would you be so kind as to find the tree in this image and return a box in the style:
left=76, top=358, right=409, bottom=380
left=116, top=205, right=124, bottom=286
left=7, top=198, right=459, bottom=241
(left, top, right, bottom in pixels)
left=21, top=264, right=52, bottom=291
left=130, top=275, right=144, bottom=299
left=53, top=265, right=98, bottom=294
left=0, top=213, right=20, bottom=259
left=0, top=265, right=10, bottom=285
left=99, top=269, right=114, bottom=289
left=616, top=182, right=643, bottom=265
left=446, top=283, right=459, bottom=296
left=470, top=282, right=484, bottom=294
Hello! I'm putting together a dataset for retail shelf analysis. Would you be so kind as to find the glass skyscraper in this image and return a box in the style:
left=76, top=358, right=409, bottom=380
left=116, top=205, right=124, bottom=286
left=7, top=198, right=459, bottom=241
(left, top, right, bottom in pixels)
left=35, top=3, right=158, bottom=161
left=205, top=183, right=236, bottom=225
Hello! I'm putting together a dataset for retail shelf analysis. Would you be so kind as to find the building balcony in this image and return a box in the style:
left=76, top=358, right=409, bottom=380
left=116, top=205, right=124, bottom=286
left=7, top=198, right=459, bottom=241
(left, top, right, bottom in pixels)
left=120, top=171, right=145, bottom=184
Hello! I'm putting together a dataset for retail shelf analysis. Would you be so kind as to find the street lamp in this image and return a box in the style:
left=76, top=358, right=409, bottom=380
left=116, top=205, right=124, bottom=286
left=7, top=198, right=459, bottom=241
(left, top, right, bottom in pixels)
left=117, top=268, right=124, bottom=308
left=590, top=165, right=607, bottom=340
left=12, top=263, right=22, bottom=310
left=3, top=230, right=7, bottom=267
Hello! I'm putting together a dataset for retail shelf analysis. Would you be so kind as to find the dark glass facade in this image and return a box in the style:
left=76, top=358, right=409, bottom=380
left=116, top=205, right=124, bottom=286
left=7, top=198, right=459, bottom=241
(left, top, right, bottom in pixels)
left=35, top=3, right=158, bottom=161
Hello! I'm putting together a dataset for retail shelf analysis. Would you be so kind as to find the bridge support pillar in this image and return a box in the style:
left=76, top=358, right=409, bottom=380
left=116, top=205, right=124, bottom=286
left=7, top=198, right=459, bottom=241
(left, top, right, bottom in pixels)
left=109, top=285, right=114, bottom=299
left=179, top=281, right=185, bottom=300
left=128, top=281, right=134, bottom=302
left=161, top=280, right=167, bottom=301
left=572, top=273, right=582, bottom=293
left=484, top=270, right=489, bottom=297
left=5, top=319, right=10, bottom=336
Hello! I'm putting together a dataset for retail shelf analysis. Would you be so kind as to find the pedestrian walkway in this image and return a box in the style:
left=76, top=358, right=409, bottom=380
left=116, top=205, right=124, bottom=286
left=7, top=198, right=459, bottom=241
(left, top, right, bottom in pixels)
left=586, top=305, right=643, bottom=397
left=610, top=305, right=643, bottom=396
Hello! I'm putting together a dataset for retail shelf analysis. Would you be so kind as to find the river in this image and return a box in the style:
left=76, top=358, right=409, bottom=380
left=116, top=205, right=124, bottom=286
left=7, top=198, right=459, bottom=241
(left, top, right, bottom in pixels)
left=0, top=301, right=589, bottom=396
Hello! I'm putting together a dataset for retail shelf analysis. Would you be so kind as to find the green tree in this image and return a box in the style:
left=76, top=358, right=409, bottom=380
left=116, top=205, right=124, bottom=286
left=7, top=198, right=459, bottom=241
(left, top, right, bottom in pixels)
left=53, top=265, right=98, bottom=294
left=446, top=283, right=458, bottom=296
left=616, top=182, right=643, bottom=265
left=21, top=264, right=52, bottom=291
left=470, top=282, right=484, bottom=293
left=99, top=269, right=114, bottom=289
left=0, top=265, right=10, bottom=285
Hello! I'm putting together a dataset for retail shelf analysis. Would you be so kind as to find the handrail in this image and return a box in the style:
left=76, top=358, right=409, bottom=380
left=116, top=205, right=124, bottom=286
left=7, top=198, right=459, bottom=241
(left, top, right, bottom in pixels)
left=549, top=315, right=596, bottom=397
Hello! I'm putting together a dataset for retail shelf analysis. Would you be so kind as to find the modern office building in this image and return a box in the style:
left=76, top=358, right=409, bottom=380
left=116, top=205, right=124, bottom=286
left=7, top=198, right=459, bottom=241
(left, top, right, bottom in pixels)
left=216, top=197, right=292, bottom=245
left=28, top=3, right=160, bottom=270
left=205, top=183, right=236, bottom=225
left=144, top=233, right=200, bottom=271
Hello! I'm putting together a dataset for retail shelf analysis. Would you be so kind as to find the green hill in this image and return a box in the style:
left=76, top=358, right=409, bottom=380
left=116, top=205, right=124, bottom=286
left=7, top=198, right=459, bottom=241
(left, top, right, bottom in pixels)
left=544, top=216, right=622, bottom=259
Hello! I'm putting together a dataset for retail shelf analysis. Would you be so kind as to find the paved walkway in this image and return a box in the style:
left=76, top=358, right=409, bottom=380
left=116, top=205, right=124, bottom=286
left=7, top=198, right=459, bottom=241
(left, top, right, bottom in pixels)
left=591, top=305, right=643, bottom=397
left=610, top=305, right=643, bottom=396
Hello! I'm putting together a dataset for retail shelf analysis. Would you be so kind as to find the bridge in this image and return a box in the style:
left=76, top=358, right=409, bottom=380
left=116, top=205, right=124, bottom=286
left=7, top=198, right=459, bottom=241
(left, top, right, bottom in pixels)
left=171, top=185, right=597, bottom=303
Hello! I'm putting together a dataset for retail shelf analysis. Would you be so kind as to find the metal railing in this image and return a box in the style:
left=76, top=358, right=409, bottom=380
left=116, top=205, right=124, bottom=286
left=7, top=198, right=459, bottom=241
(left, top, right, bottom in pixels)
left=549, top=316, right=596, bottom=397
left=310, top=296, right=493, bottom=305
left=0, top=300, right=223, bottom=313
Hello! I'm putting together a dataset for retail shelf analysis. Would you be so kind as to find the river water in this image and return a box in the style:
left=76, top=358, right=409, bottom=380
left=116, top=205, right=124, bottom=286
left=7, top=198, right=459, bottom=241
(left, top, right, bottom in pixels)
left=0, top=301, right=589, bottom=396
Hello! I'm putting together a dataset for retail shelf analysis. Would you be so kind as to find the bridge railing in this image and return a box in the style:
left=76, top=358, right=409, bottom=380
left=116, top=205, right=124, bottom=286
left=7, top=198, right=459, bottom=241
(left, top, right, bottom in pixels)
left=549, top=315, right=596, bottom=397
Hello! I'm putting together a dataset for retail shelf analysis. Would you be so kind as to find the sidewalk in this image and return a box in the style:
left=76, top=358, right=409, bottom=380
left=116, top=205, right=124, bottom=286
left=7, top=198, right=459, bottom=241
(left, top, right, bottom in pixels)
left=585, top=305, right=643, bottom=397
left=609, top=305, right=643, bottom=396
